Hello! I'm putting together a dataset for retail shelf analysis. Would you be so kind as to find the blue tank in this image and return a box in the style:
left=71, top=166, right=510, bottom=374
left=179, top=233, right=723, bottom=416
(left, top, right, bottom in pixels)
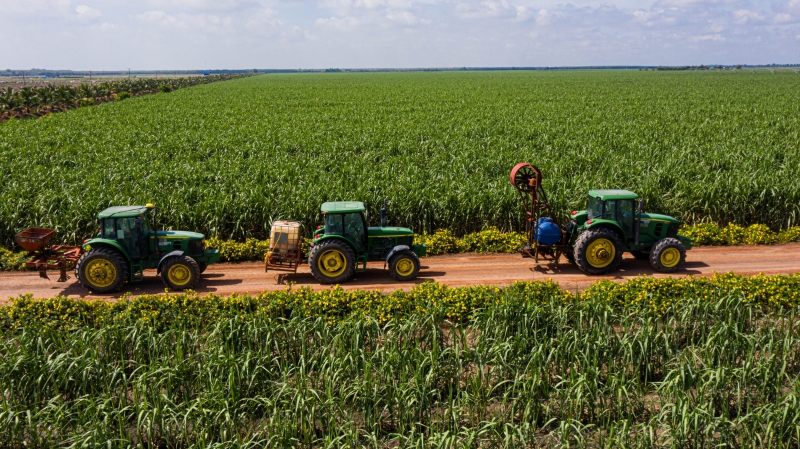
left=535, top=217, right=562, bottom=245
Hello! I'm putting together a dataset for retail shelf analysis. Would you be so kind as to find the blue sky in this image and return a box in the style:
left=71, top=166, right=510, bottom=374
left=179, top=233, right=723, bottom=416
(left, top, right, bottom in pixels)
left=1, top=0, right=798, bottom=69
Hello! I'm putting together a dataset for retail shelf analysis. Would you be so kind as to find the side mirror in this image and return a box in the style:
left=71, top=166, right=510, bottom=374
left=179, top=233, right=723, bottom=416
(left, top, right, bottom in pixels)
left=638, top=199, right=645, bottom=212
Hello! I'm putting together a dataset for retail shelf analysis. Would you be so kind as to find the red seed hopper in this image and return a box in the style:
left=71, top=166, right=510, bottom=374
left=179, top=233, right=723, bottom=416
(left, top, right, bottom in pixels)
left=14, top=228, right=82, bottom=282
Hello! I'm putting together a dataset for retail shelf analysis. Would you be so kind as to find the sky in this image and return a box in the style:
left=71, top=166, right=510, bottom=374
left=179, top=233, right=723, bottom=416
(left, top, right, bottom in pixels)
left=1, top=0, right=798, bottom=69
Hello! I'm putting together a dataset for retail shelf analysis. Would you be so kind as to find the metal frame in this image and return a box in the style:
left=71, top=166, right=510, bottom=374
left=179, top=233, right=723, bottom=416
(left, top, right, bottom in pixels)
left=15, top=228, right=82, bottom=282
left=509, top=162, right=568, bottom=263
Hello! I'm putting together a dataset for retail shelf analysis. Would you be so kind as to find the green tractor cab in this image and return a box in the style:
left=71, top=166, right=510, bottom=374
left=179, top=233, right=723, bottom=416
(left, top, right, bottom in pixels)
left=308, top=201, right=427, bottom=284
left=510, top=163, right=692, bottom=275
left=565, top=190, right=693, bottom=274
left=76, top=204, right=219, bottom=293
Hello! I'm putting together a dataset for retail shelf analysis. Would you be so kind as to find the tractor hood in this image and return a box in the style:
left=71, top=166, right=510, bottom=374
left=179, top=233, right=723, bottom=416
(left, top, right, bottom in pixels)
left=156, top=230, right=205, bottom=240
left=640, top=213, right=679, bottom=223
left=368, top=227, right=414, bottom=237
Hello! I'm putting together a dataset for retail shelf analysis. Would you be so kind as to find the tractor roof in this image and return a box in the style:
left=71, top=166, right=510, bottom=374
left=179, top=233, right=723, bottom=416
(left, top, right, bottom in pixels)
left=320, top=201, right=366, bottom=214
left=588, top=190, right=639, bottom=201
left=97, top=206, right=150, bottom=219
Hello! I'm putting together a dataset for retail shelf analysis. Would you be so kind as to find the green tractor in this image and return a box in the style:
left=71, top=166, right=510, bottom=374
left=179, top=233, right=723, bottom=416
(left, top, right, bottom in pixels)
left=511, top=163, right=692, bottom=274
left=75, top=204, right=220, bottom=293
left=565, top=190, right=692, bottom=274
left=308, top=201, right=427, bottom=284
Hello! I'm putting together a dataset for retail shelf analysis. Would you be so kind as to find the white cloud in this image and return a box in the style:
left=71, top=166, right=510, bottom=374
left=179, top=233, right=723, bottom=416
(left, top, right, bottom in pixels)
left=75, top=5, right=102, bottom=20
left=386, top=10, right=429, bottom=25
left=691, top=33, right=725, bottom=41
left=136, top=10, right=233, bottom=30
left=773, top=13, right=793, bottom=23
left=315, top=16, right=360, bottom=30
left=535, top=8, right=552, bottom=25
left=732, top=9, right=763, bottom=24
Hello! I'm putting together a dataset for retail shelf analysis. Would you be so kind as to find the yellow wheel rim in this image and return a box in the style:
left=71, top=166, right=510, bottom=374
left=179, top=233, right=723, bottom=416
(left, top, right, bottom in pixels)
left=585, top=238, right=616, bottom=268
left=85, top=258, right=117, bottom=288
left=318, top=249, right=347, bottom=277
left=395, top=257, right=415, bottom=277
left=660, top=247, right=681, bottom=268
left=167, top=264, right=192, bottom=286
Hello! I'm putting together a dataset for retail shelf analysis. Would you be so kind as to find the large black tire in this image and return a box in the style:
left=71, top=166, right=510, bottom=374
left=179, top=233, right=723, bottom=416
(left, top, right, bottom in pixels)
left=308, top=240, right=356, bottom=284
left=573, top=228, right=624, bottom=275
left=161, top=256, right=201, bottom=291
left=388, top=250, right=420, bottom=281
left=630, top=250, right=650, bottom=260
left=198, top=262, right=208, bottom=274
left=75, top=247, right=129, bottom=293
left=649, top=238, right=686, bottom=273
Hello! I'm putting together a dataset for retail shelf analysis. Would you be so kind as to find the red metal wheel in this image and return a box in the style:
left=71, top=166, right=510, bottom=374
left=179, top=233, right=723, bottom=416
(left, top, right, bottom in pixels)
left=509, top=162, right=542, bottom=193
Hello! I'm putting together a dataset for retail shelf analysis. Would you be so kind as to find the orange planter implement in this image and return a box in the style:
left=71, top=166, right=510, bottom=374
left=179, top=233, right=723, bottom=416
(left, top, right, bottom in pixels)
left=15, top=228, right=82, bottom=282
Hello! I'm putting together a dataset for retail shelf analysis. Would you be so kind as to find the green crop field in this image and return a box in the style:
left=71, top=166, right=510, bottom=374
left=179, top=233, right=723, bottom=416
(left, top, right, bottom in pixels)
left=1, top=71, right=799, bottom=246
left=2, top=289, right=799, bottom=447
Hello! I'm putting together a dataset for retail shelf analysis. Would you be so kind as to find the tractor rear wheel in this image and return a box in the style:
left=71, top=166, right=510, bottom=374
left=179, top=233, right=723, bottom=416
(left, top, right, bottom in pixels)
left=75, top=248, right=129, bottom=293
left=309, top=240, right=356, bottom=284
left=161, top=256, right=201, bottom=291
left=389, top=250, right=420, bottom=281
left=649, top=238, right=686, bottom=273
left=573, top=228, right=623, bottom=275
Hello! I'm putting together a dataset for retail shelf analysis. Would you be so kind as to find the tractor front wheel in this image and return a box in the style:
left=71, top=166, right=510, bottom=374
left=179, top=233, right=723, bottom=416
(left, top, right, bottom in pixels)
left=75, top=248, right=129, bottom=293
left=389, top=250, right=420, bottom=281
left=649, top=238, right=686, bottom=273
left=573, top=228, right=623, bottom=275
left=309, top=240, right=356, bottom=284
left=161, top=256, right=201, bottom=291
left=198, top=262, right=208, bottom=274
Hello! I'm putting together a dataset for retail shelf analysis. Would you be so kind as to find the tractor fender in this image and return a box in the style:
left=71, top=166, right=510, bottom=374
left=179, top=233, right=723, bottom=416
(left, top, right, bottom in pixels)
left=82, top=239, right=131, bottom=261
left=384, top=245, right=411, bottom=268
left=584, top=219, right=625, bottom=240
left=157, top=250, right=185, bottom=274
left=313, top=235, right=358, bottom=251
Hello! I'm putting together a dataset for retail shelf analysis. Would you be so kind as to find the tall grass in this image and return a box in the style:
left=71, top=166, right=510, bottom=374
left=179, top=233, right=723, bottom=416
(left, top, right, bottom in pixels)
left=1, top=71, right=799, bottom=247
left=1, top=293, right=798, bottom=447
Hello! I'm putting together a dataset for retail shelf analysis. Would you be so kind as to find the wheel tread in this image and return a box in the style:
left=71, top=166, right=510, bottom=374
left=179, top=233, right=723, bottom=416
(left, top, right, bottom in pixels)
left=649, top=238, right=686, bottom=273
left=388, top=250, right=421, bottom=281
left=160, top=256, right=201, bottom=290
left=573, top=227, right=624, bottom=275
left=308, top=240, right=357, bottom=284
left=75, top=247, right=129, bottom=293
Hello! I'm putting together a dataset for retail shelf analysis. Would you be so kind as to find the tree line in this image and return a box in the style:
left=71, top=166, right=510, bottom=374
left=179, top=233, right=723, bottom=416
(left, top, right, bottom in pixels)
left=0, top=73, right=252, bottom=121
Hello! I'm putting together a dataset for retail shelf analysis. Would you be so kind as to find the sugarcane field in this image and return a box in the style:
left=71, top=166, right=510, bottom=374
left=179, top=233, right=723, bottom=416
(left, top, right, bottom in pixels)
left=2, top=56, right=800, bottom=446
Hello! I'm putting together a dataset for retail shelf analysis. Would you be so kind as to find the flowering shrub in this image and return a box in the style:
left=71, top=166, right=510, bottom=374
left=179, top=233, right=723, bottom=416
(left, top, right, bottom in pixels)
left=778, top=226, right=800, bottom=243
left=680, top=223, right=796, bottom=246
left=0, top=248, right=28, bottom=271
left=3, top=273, right=798, bottom=331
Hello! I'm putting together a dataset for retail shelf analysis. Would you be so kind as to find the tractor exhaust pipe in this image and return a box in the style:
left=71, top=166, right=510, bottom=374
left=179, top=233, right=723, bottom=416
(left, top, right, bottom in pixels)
left=380, top=199, right=387, bottom=228
left=635, top=198, right=644, bottom=245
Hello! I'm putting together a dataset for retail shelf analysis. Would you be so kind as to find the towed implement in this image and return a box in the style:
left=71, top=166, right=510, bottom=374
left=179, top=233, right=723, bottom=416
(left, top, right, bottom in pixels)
left=510, top=162, right=693, bottom=274
left=15, top=228, right=81, bottom=282
left=16, top=204, right=220, bottom=293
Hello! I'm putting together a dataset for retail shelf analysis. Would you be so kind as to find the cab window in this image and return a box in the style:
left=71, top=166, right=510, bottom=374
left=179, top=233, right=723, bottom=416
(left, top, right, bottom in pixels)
left=102, top=219, right=116, bottom=238
left=325, top=214, right=344, bottom=235
left=588, top=197, right=603, bottom=219
left=343, top=212, right=366, bottom=251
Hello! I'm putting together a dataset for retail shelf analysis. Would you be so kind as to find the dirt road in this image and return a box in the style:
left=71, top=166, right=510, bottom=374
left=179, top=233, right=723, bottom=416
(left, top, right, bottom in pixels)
left=1, top=244, right=799, bottom=301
